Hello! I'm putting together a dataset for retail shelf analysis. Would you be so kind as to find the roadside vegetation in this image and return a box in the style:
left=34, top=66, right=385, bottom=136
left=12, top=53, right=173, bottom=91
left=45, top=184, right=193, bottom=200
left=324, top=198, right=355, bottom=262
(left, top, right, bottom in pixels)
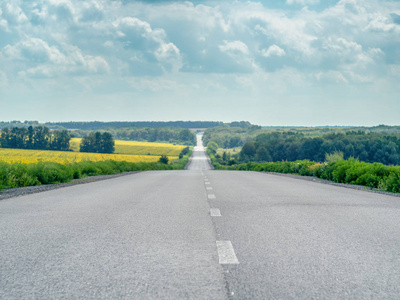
left=0, top=124, right=192, bottom=191
left=207, top=149, right=400, bottom=194
left=0, top=147, right=192, bottom=191
left=205, top=126, right=400, bottom=194
left=206, top=129, right=400, bottom=166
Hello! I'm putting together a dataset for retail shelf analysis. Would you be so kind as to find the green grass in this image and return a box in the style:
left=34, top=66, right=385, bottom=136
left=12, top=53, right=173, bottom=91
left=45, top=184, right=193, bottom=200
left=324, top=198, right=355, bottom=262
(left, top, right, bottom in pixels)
left=210, top=156, right=400, bottom=194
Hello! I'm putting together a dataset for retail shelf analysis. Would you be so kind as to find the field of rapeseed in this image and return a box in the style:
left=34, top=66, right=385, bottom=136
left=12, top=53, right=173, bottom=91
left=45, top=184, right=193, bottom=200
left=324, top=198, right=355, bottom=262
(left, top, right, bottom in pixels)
left=0, top=148, right=171, bottom=164
left=0, top=140, right=190, bottom=190
left=69, top=138, right=185, bottom=156
left=0, top=139, right=183, bottom=165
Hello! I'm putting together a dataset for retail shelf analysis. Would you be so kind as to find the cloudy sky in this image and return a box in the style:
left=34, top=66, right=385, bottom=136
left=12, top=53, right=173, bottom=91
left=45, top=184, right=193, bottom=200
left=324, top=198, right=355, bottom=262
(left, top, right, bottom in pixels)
left=0, top=0, right=399, bottom=126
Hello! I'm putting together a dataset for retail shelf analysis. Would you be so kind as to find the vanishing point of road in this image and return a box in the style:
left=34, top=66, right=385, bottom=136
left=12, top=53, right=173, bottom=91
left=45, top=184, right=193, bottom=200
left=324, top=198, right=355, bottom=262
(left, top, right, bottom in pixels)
left=1, top=134, right=400, bottom=299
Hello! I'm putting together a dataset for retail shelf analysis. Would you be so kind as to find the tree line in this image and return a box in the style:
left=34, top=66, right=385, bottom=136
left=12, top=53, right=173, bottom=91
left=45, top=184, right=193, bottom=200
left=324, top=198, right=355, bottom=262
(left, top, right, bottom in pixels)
left=71, top=127, right=196, bottom=145
left=238, top=131, right=400, bottom=165
left=0, top=126, right=115, bottom=154
left=202, top=124, right=262, bottom=148
left=80, top=132, right=115, bottom=154
left=0, top=126, right=71, bottom=151
left=203, top=125, right=400, bottom=152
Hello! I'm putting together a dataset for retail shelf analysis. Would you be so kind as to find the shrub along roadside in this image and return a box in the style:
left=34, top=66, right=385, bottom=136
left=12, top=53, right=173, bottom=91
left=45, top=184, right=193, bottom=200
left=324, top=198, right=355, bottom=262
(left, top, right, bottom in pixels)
left=210, top=157, right=400, bottom=194
left=0, top=148, right=192, bottom=191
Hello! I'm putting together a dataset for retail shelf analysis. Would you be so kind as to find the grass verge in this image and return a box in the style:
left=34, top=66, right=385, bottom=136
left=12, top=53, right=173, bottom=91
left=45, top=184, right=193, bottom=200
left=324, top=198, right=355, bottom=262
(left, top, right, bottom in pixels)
left=0, top=148, right=192, bottom=191
left=209, top=154, right=400, bottom=194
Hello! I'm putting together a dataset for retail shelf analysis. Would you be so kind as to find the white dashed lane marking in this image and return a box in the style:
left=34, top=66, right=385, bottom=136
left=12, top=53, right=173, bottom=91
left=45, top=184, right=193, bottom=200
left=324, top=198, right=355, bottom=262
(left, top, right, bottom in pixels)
left=205, top=182, right=211, bottom=185
left=206, top=187, right=213, bottom=190
left=216, top=241, right=239, bottom=264
left=210, top=208, right=221, bottom=217
left=208, top=194, right=216, bottom=199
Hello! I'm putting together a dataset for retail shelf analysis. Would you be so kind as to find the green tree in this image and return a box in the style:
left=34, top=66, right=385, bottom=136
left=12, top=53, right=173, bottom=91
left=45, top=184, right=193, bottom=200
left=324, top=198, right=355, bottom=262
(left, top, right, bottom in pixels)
left=158, top=155, right=169, bottom=164
left=256, top=146, right=272, bottom=162
left=240, top=141, right=256, bottom=160
left=80, top=131, right=115, bottom=153
left=178, top=129, right=196, bottom=145
left=207, top=141, right=219, bottom=155
left=100, top=132, right=115, bottom=154
left=50, top=130, right=71, bottom=151
left=33, top=126, right=50, bottom=150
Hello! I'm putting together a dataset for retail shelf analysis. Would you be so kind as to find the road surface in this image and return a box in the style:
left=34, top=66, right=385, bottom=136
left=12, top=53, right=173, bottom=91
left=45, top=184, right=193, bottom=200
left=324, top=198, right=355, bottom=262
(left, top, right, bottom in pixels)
left=185, top=133, right=213, bottom=171
left=1, top=134, right=400, bottom=299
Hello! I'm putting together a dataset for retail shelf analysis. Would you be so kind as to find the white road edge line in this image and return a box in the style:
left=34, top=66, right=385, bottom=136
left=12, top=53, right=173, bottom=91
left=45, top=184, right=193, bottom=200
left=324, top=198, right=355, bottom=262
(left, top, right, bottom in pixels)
left=208, top=194, right=216, bottom=199
left=210, top=208, right=221, bottom=217
left=216, top=241, right=239, bottom=264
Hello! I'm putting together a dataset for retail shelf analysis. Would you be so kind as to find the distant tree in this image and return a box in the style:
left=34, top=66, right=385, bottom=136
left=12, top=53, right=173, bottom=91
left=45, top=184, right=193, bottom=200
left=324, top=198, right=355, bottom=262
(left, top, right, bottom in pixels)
left=256, top=146, right=272, bottom=162
left=100, top=132, right=115, bottom=154
left=300, top=138, right=324, bottom=161
left=158, top=155, right=169, bottom=164
left=207, top=141, right=219, bottom=155
left=0, top=126, right=70, bottom=151
left=33, top=126, right=50, bottom=150
left=10, top=127, right=26, bottom=148
left=50, top=130, right=71, bottom=151
left=80, top=133, right=95, bottom=153
left=80, top=131, right=115, bottom=153
left=179, top=146, right=190, bottom=159
left=26, top=126, right=34, bottom=149
left=0, top=128, right=10, bottom=147
left=229, top=136, right=242, bottom=148
left=240, top=141, right=256, bottom=160
left=178, top=129, right=196, bottom=145
left=229, top=121, right=252, bottom=128
left=222, top=151, right=227, bottom=161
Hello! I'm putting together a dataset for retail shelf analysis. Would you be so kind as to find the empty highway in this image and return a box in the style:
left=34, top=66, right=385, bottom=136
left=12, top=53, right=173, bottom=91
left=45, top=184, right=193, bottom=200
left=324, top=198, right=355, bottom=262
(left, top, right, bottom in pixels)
left=1, top=134, right=400, bottom=299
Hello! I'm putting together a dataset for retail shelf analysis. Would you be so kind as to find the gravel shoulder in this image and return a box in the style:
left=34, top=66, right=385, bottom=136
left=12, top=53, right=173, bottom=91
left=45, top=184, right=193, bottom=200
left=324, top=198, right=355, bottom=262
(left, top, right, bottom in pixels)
left=0, top=171, right=141, bottom=201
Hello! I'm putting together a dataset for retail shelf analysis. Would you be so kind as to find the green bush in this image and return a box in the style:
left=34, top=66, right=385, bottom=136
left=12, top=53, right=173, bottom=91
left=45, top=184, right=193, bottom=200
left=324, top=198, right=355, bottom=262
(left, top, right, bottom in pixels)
left=207, top=142, right=219, bottom=155
left=28, top=162, right=74, bottom=184
left=217, top=156, right=400, bottom=194
left=0, top=163, right=40, bottom=189
left=383, top=168, right=400, bottom=193
left=158, top=155, right=169, bottom=164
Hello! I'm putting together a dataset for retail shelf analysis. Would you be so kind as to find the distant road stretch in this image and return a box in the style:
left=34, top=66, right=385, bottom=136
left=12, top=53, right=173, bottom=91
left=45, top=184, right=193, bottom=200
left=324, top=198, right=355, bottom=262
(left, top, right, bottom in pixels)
left=185, top=133, right=213, bottom=171
left=1, top=133, right=400, bottom=299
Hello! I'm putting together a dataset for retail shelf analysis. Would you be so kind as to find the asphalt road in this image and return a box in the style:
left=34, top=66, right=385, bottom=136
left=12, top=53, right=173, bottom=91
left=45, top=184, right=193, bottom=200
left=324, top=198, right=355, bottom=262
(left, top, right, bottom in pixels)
left=185, top=133, right=213, bottom=171
left=1, top=134, right=400, bottom=299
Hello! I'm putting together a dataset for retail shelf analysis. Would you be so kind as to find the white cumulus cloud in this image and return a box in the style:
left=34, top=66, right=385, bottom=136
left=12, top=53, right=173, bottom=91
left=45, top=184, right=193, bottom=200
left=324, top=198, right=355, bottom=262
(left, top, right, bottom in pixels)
left=1, top=2, right=28, bottom=25
left=2, top=37, right=109, bottom=77
left=261, top=45, right=286, bottom=57
left=219, top=40, right=249, bottom=55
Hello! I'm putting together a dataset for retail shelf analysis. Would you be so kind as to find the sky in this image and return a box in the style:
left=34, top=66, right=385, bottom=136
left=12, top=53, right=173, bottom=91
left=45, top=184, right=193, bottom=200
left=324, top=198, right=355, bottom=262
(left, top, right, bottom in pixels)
left=0, top=0, right=399, bottom=126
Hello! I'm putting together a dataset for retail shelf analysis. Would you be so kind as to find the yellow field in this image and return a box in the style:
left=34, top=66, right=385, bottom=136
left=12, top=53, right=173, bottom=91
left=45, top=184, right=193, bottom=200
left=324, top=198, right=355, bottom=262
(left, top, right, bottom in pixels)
left=0, top=148, right=178, bottom=165
left=70, top=138, right=185, bottom=156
